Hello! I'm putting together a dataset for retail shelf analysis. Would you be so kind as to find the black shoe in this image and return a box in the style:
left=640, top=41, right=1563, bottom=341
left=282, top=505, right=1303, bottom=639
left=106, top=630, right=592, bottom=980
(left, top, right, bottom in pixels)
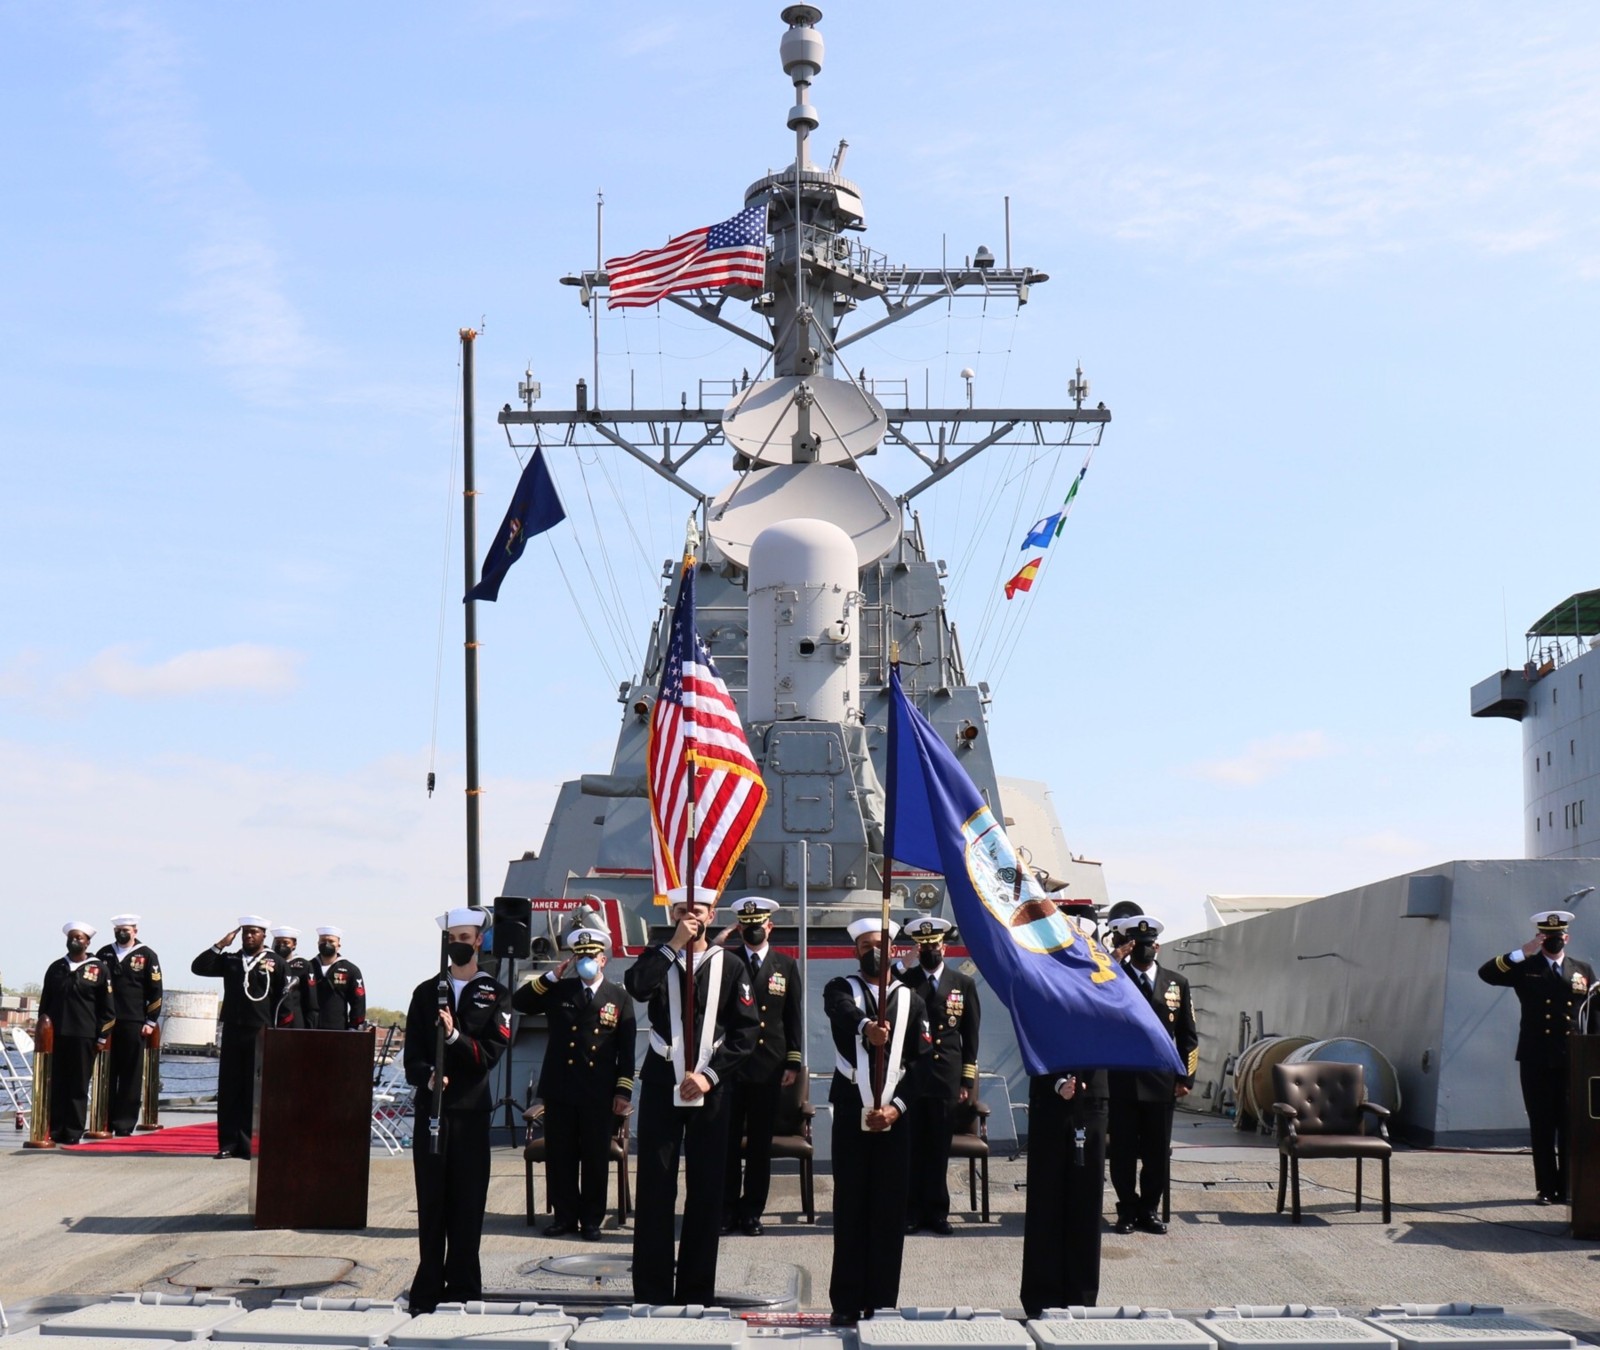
left=544, top=1219, right=579, bottom=1237
left=213, top=1150, right=233, bottom=1159
left=1111, top=1216, right=1136, bottom=1235
left=740, top=1218, right=764, bottom=1236
left=928, top=1219, right=955, bottom=1235
left=829, top=1312, right=858, bottom=1328
left=580, top=1224, right=602, bottom=1242
left=1134, top=1213, right=1168, bottom=1235
left=904, top=1220, right=924, bottom=1234
left=113, top=1129, right=133, bottom=1138
left=720, top=1214, right=737, bottom=1235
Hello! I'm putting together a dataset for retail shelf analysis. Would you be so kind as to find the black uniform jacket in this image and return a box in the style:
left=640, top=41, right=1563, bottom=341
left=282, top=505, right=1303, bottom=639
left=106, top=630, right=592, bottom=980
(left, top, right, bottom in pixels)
left=823, top=972, right=928, bottom=1114
left=729, top=946, right=803, bottom=1083
left=514, top=972, right=636, bottom=1104
left=40, top=956, right=115, bottom=1040
left=1108, top=962, right=1198, bottom=1102
left=314, top=958, right=367, bottom=1030
left=190, top=947, right=287, bottom=1030
left=95, top=943, right=163, bottom=1024
left=624, top=944, right=758, bottom=1089
left=899, top=962, right=980, bottom=1100
left=279, top=956, right=320, bottom=1028
left=404, top=970, right=512, bottom=1112
left=1478, top=950, right=1596, bottom=1066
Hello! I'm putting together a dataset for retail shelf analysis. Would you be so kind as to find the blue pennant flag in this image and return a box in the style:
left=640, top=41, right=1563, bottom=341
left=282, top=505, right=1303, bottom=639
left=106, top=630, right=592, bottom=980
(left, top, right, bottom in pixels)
left=464, top=450, right=566, bottom=603
left=886, top=667, right=1183, bottom=1075
left=1021, top=512, right=1062, bottom=550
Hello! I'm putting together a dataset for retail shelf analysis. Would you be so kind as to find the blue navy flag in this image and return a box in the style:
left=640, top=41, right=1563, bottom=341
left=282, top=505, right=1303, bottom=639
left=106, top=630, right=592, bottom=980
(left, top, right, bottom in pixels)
left=886, top=666, right=1183, bottom=1075
left=464, top=450, right=566, bottom=603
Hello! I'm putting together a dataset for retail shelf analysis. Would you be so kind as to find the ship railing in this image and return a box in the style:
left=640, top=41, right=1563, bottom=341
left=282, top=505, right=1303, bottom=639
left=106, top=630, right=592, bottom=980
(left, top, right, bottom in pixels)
left=0, top=1026, right=34, bottom=1131
left=371, top=1058, right=414, bottom=1155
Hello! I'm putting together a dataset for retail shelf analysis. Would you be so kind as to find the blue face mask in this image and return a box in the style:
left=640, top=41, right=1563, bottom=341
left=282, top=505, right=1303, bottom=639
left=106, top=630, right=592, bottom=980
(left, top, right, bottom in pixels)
left=576, top=956, right=600, bottom=982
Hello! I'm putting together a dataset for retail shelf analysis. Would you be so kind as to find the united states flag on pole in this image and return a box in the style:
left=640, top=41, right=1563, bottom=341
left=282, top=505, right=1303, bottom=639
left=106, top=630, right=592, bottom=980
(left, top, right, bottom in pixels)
left=648, top=551, right=769, bottom=901
left=605, top=204, right=769, bottom=309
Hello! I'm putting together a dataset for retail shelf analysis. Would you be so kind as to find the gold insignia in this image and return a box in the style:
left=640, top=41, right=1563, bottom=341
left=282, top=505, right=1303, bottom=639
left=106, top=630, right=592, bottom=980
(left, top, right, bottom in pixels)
left=599, top=1002, right=619, bottom=1028
left=768, top=973, right=787, bottom=995
left=1165, top=985, right=1182, bottom=1009
left=1574, top=973, right=1589, bottom=994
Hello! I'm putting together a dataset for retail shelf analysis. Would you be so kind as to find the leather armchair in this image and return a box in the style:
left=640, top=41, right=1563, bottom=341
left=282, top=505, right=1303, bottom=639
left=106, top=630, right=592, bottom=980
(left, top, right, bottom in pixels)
left=1271, top=1060, right=1391, bottom=1223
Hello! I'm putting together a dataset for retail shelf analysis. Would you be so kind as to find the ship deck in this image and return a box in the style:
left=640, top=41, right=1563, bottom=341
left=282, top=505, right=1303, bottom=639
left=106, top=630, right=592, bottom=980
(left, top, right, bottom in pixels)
left=2, top=1111, right=1596, bottom=1334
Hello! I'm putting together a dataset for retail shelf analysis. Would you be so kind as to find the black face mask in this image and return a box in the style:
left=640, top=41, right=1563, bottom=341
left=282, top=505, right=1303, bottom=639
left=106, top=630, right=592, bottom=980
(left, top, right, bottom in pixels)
left=741, top=924, right=768, bottom=947
left=858, top=948, right=881, bottom=977
left=66, top=937, right=87, bottom=955
left=317, top=941, right=337, bottom=958
left=273, top=942, right=295, bottom=959
left=114, top=929, right=133, bottom=945
left=1131, top=940, right=1157, bottom=964
left=1543, top=933, right=1565, bottom=955
left=918, top=946, right=942, bottom=971
left=447, top=941, right=476, bottom=967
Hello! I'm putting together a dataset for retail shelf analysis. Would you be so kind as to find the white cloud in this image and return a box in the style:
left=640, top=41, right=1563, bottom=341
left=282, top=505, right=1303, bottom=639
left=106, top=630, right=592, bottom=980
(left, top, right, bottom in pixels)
left=1189, top=730, right=1335, bottom=787
left=2, top=644, right=303, bottom=708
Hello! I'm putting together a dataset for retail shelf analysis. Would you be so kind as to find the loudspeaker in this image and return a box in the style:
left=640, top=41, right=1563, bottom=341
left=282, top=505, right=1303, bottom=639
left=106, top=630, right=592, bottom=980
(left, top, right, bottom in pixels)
left=492, top=895, right=533, bottom=961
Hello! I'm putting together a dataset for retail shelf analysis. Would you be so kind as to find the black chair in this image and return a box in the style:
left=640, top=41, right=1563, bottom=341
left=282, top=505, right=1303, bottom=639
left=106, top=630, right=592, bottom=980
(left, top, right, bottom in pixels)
left=741, top=1072, right=817, bottom=1222
left=522, top=1089, right=632, bottom=1229
left=1271, top=1061, right=1391, bottom=1223
left=946, top=1084, right=991, bottom=1222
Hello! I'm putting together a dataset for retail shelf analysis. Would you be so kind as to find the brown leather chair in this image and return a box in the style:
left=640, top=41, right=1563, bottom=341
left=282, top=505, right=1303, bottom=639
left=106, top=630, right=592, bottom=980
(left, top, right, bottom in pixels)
left=522, top=1090, right=632, bottom=1229
left=946, top=1084, right=991, bottom=1222
left=1271, top=1061, right=1391, bottom=1223
left=757, top=1072, right=817, bottom=1223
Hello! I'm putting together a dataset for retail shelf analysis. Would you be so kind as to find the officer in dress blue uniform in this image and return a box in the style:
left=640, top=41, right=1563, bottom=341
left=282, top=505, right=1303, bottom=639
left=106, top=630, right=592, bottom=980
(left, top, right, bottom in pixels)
left=96, top=913, right=162, bottom=1136
left=268, top=926, right=319, bottom=1029
left=312, top=926, right=368, bottom=1030
left=1105, top=913, right=1197, bottom=1236
left=40, top=920, right=115, bottom=1145
left=626, top=885, right=758, bottom=1306
left=898, top=916, right=980, bottom=1235
left=191, top=915, right=287, bottom=1159
left=720, top=896, right=803, bottom=1236
left=513, top=926, right=635, bottom=1240
left=825, top=916, right=928, bottom=1327
left=403, top=907, right=512, bottom=1313
left=1478, top=908, right=1596, bottom=1204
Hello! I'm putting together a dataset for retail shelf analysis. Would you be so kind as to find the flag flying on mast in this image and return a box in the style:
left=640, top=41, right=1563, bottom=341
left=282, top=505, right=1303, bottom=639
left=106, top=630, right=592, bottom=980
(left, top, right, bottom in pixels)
left=464, top=449, right=566, bottom=603
left=885, top=666, right=1183, bottom=1075
left=605, top=204, right=769, bottom=309
left=1018, top=464, right=1088, bottom=552
left=1004, top=559, right=1041, bottom=600
left=647, top=543, right=769, bottom=901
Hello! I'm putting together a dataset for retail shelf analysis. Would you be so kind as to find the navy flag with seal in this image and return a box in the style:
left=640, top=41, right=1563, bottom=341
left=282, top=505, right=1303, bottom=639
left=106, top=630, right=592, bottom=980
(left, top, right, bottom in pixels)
left=464, top=448, right=566, bottom=603
left=886, top=665, right=1183, bottom=1076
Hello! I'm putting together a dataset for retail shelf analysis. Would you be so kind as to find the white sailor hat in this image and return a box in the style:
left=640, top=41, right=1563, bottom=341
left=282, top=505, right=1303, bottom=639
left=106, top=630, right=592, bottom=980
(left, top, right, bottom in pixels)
left=1109, top=913, right=1165, bottom=940
left=436, top=907, right=487, bottom=930
left=268, top=926, right=301, bottom=940
left=315, top=925, right=342, bottom=938
left=237, top=915, right=270, bottom=930
left=110, top=914, right=140, bottom=928
left=905, top=916, right=953, bottom=943
left=664, top=886, right=716, bottom=909
left=63, top=920, right=97, bottom=939
left=731, top=896, right=779, bottom=920
left=566, top=927, right=610, bottom=953
left=847, top=916, right=901, bottom=941
left=1532, top=909, right=1575, bottom=932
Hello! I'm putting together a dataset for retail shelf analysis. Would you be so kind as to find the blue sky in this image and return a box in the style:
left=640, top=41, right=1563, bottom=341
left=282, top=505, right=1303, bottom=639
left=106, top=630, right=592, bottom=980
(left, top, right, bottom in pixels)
left=4, top=2, right=1598, bottom=1008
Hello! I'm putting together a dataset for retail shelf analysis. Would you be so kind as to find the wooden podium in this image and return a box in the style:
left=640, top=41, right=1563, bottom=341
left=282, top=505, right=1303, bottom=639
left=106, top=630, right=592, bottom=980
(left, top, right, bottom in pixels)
left=1571, top=1033, right=1600, bottom=1240
left=251, top=1028, right=375, bottom=1230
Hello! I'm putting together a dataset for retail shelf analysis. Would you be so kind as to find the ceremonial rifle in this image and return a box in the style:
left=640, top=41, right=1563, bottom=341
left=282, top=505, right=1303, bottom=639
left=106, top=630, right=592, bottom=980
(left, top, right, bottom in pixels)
left=429, top=930, right=448, bottom=1154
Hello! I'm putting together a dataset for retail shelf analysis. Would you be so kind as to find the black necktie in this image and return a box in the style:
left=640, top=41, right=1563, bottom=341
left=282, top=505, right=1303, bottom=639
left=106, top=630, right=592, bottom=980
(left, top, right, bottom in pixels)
left=584, top=986, right=594, bottom=1004
left=1136, top=970, right=1153, bottom=998
left=749, top=952, right=760, bottom=980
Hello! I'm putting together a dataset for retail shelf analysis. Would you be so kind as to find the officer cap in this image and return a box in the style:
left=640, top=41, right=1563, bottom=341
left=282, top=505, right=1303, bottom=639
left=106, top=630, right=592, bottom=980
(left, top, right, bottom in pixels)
left=236, top=915, right=270, bottom=930
left=1109, top=913, right=1165, bottom=941
left=847, top=916, right=900, bottom=941
left=316, top=925, right=342, bottom=938
left=110, top=914, right=140, bottom=928
left=63, top=920, right=97, bottom=939
left=731, top=896, right=779, bottom=920
left=436, top=907, right=487, bottom=930
left=663, top=886, right=715, bottom=910
left=566, top=927, right=610, bottom=955
left=1532, top=909, right=1574, bottom=932
left=268, top=926, right=301, bottom=940
left=906, top=916, right=953, bottom=943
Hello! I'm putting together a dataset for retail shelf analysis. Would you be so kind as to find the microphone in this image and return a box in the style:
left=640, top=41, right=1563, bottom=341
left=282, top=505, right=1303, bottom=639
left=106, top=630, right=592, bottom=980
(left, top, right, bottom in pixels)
left=275, top=974, right=300, bottom=1024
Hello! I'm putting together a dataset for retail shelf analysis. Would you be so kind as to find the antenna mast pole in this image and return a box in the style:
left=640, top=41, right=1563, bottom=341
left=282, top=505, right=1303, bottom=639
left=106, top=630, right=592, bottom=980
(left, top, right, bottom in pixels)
left=461, top=327, right=482, bottom=912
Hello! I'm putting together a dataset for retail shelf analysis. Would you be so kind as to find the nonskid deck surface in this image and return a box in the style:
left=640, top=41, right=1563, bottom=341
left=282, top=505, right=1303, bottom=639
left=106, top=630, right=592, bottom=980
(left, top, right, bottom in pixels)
left=1, top=1117, right=1595, bottom=1331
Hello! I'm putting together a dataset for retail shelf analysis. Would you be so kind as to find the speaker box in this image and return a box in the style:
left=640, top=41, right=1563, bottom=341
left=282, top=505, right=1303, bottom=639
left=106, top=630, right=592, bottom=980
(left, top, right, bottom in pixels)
left=492, top=895, right=533, bottom=961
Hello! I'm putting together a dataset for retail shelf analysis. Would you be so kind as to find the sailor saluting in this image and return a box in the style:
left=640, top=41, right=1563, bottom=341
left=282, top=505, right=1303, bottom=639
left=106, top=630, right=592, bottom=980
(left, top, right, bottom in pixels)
left=191, top=916, right=286, bottom=1159
left=624, top=885, right=757, bottom=1306
left=40, top=921, right=116, bottom=1145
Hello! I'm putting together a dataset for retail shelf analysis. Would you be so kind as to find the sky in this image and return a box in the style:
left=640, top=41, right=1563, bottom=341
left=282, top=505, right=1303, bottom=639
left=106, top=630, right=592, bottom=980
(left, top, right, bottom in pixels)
left=4, top=1, right=1599, bottom=1010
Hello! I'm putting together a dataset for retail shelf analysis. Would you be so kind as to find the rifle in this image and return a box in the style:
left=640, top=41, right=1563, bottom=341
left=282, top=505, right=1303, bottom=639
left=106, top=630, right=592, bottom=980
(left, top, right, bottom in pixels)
left=429, top=930, right=448, bottom=1154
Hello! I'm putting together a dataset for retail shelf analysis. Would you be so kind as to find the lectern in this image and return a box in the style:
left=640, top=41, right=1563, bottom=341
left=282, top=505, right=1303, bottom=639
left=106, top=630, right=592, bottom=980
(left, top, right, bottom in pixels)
left=251, top=1027, right=375, bottom=1229
left=1571, top=1033, right=1600, bottom=1239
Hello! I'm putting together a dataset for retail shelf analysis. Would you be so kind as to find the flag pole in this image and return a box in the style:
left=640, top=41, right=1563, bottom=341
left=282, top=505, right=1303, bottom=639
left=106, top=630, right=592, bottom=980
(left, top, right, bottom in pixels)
left=873, top=643, right=901, bottom=1109
left=681, top=541, right=699, bottom=1092
left=461, top=326, right=482, bottom=913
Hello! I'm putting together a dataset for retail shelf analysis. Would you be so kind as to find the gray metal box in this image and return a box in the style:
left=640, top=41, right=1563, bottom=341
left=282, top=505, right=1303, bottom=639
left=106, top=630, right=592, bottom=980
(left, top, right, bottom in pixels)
left=389, top=1303, right=578, bottom=1350
left=1199, top=1313, right=1397, bottom=1350
left=859, top=1311, right=1034, bottom=1350
left=1364, top=1316, right=1575, bottom=1350
left=208, top=1301, right=410, bottom=1346
left=567, top=1310, right=746, bottom=1350
left=41, top=1295, right=245, bottom=1342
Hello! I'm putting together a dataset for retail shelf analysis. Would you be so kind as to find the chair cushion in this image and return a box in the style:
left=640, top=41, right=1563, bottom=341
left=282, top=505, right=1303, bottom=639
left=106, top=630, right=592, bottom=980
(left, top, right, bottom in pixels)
left=947, top=1136, right=989, bottom=1159
left=769, top=1134, right=813, bottom=1158
left=1283, top=1133, right=1391, bottom=1160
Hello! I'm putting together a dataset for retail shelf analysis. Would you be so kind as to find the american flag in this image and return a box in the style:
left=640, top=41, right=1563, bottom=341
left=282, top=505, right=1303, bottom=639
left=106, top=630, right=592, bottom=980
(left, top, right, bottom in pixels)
left=648, top=553, right=769, bottom=901
left=605, top=204, right=769, bottom=309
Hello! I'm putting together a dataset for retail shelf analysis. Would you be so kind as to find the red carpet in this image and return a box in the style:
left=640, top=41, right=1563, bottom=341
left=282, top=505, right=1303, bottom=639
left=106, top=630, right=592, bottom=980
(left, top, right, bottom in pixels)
left=60, top=1122, right=218, bottom=1156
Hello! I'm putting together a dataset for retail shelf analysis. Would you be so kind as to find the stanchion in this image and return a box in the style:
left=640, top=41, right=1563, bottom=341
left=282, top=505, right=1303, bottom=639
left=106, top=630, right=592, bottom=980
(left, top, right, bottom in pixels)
left=86, top=1044, right=113, bottom=1139
left=23, top=1017, right=55, bottom=1149
left=137, top=1023, right=163, bottom=1132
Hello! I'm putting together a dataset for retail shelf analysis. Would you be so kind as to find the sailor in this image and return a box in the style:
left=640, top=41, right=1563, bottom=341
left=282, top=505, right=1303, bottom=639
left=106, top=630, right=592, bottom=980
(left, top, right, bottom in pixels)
left=268, top=926, right=319, bottom=1029
left=897, top=916, right=979, bottom=1235
left=95, top=914, right=162, bottom=1136
left=403, top=907, right=512, bottom=1313
left=312, top=926, right=367, bottom=1031
left=1020, top=899, right=1109, bottom=1317
left=625, top=885, right=757, bottom=1306
left=512, top=926, right=635, bottom=1240
left=190, top=917, right=287, bottom=1159
left=720, top=896, right=803, bottom=1236
left=39, top=921, right=115, bottom=1145
left=824, top=916, right=927, bottom=1327
left=1478, top=909, right=1596, bottom=1204
left=1105, top=912, right=1197, bottom=1236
